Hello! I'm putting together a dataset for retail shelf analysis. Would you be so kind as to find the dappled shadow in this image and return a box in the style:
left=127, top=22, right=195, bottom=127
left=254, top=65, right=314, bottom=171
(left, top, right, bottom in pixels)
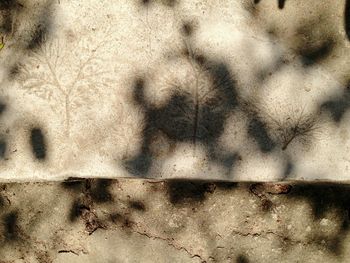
left=164, top=180, right=239, bottom=208
left=62, top=178, right=114, bottom=226
left=62, top=179, right=114, bottom=204
left=122, top=2, right=348, bottom=181
left=151, top=181, right=350, bottom=259
left=0, top=0, right=348, bottom=183
left=321, top=82, right=350, bottom=123
left=0, top=0, right=350, bottom=261
left=254, top=0, right=287, bottom=9
left=1, top=181, right=350, bottom=261
left=346, top=0, right=350, bottom=40
left=0, top=0, right=54, bottom=47
left=293, top=17, right=337, bottom=67
left=0, top=0, right=55, bottom=79
left=0, top=0, right=56, bottom=173
left=247, top=118, right=276, bottom=153
left=166, top=181, right=216, bottom=206
left=289, top=184, right=350, bottom=220
left=124, top=54, right=242, bottom=176
left=288, top=183, right=350, bottom=255
left=89, top=179, right=113, bottom=203
left=236, top=254, right=250, bottom=263
left=299, top=38, right=335, bottom=67
left=3, top=211, right=19, bottom=241
left=123, top=23, right=285, bottom=178
left=140, top=0, right=178, bottom=8
left=0, top=0, right=22, bottom=34
left=0, top=102, right=7, bottom=160
left=251, top=182, right=350, bottom=256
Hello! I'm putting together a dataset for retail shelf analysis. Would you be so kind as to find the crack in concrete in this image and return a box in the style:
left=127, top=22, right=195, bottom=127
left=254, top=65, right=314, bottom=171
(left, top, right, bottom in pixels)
left=105, top=215, right=313, bottom=262
left=231, top=228, right=311, bottom=246
left=133, top=229, right=205, bottom=262
left=58, top=249, right=79, bottom=256
left=106, top=218, right=205, bottom=262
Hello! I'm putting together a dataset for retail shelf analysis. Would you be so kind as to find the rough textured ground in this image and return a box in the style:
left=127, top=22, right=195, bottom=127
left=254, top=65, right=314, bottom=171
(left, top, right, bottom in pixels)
left=1, top=180, right=350, bottom=262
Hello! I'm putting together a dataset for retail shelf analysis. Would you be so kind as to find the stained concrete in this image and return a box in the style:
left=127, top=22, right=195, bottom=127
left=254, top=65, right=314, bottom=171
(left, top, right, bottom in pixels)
left=0, top=0, right=349, bottom=181
left=1, top=180, right=350, bottom=262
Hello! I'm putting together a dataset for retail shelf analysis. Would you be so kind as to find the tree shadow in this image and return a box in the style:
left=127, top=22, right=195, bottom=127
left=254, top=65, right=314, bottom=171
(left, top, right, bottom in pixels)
left=140, top=0, right=178, bottom=8
left=288, top=183, right=350, bottom=255
left=254, top=0, right=287, bottom=9
left=165, top=180, right=239, bottom=207
left=252, top=182, right=350, bottom=256
left=247, top=118, right=276, bottom=153
left=346, top=0, right=350, bottom=40
left=1, top=0, right=55, bottom=79
left=0, top=102, right=7, bottom=160
left=321, top=82, right=350, bottom=123
left=62, top=178, right=114, bottom=225
left=124, top=55, right=241, bottom=177
left=236, top=254, right=250, bottom=263
left=299, top=38, right=335, bottom=67
left=166, top=180, right=215, bottom=206
left=3, top=211, right=19, bottom=241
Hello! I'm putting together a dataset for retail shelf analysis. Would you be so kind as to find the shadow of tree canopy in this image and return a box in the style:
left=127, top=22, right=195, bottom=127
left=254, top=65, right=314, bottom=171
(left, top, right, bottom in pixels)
left=62, top=178, right=114, bottom=223
left=293, top=16, right=337, bottom=67
left=346, top=0, right=350, bottom=40
left=0, top=0, right=56, bottom=169
left=287, top=183, right=350, bottom=255
left=254, top=0, right=287, bottom=9
left=0, top=0, right=55, bottom=77
left=252, top=182, right=350, bottom=256
left=1, top=180, right=350, bottom=261
left=299, top=38, right=335, bottom=67
left=124, top=54, right=244, bottom=177
left=123, top=17, right=289, bottom=178
left=0, top=0, right=349, bottom=261
left=321, top=82, right=350, bottom=123
left=0, top=0, right=347, bottom=184
left=0, top=1, right=22, bottom=34
left=166, top=180, right=216, bottom=206
left=236, top=254, right=250, bottom=263
left=140, top=0, right=177, bottom=8
left=288, top=183, right=350, bottom=221
left=3, top=211, right=19, bottom=241
left=122, top=3, right=348, bottom=181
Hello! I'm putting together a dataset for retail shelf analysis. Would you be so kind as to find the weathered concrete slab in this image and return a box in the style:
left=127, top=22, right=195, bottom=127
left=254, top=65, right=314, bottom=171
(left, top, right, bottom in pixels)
left=0, top=0, right=349, bottom=181
left=1, top=180, right=350, bottom=262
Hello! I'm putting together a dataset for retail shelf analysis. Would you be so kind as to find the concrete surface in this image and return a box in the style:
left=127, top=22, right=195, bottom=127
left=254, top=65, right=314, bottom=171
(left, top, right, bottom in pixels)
left=0, top=0, right=349, bottom=181
left=1, top=180, right=350, bottom=262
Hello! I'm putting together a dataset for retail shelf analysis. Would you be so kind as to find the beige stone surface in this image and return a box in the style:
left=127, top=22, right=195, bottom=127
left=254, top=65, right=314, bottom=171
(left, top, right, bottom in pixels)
left=1, top=180, right=350, bottom=262
left=0, top=0, right=349, bottom=181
